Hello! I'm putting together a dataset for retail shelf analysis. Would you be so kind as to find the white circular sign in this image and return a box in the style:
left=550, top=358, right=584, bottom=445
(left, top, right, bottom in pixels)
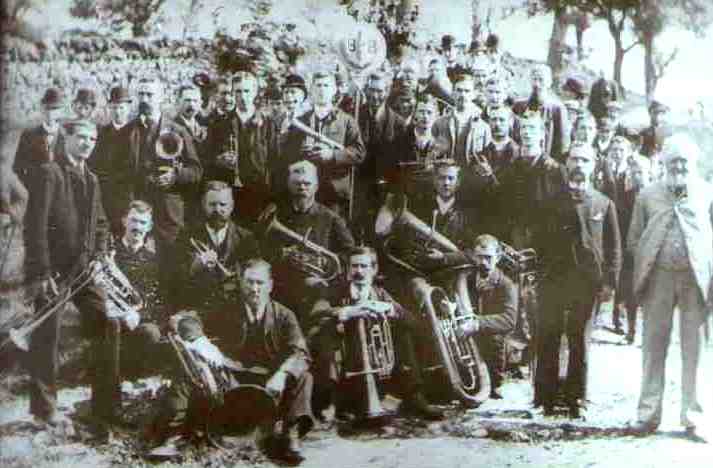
left=337, top=24, right=386, bottom=73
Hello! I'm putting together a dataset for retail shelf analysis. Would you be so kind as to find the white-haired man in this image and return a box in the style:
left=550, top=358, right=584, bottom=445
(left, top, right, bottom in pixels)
left=627, top=134, right=713, bottom=438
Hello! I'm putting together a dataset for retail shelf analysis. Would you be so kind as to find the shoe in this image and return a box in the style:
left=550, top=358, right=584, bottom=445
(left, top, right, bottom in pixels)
left=262, top=434, right=305, bottom=466
left=625, top=333, right=635, bottom=344
left=542, top=405, right=556, bottom=417
left=568, top=404, right=585, bottom=420
left=613, top=326, right=625, bottom=335
left=490, top=389, right=504, bottom=400
left=400, top=392, right=444, bottom=421
left=627, top=420, right=657, bottom=437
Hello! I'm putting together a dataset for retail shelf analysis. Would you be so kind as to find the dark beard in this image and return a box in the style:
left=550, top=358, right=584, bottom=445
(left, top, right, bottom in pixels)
left=207, top=213, right=228, bottom=228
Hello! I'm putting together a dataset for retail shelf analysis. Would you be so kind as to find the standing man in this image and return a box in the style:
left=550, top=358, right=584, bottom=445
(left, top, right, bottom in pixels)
left=13, top=87, right=65, bottom=191
left=533, top=143, right=621, bottom=418
left=174, top=84, right=208, bottom=157
left=203, top=71, right=272, bottom=224
left=72, top=88, right=98, bottom=121
left=279, top=70, right=365, bottom=218
left=91, top=85, right=134, bottom=236
left=627, top=134, right=713, bottom=437
left=23, top=120, right=112, bottom=434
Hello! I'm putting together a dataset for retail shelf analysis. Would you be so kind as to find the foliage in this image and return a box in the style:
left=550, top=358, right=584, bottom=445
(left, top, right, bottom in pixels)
left=69, top=0, right=168, bottom=37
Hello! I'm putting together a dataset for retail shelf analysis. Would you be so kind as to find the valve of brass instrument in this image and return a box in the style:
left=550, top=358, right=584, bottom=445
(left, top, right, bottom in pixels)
left=301, top=141, right=335, bottom=164
left=216, top=134, right=242, bottom=187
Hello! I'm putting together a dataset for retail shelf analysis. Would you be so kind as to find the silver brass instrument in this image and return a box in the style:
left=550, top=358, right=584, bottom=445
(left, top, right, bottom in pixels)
left=167, top=332, right=231, bottom=405
left=98, top=251, right=144, bottom=327
left=289, top=117, right=346, bottom=152
left=499, top=241, right=538, bottom=291
left=152, top=129, right=184, bottom=185
left=375, top=195, right=460, bottom=277
left=227, top=132, right=243, bottom=188
left=264, top=213, right=342, bottom=283
left=189, top=237, right=236, bottom=279
left=340, top=300, right=395, bottom=420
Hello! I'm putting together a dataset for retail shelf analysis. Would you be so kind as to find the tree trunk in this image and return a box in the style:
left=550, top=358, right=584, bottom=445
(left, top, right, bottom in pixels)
left=612, top=31, right=625, bottom=98
left=547, top=7, right=569, bottom=87
left=643, top=32, right=655, bottom=103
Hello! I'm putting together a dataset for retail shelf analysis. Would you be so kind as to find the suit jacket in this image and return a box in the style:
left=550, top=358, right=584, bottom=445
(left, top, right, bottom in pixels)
left=24, top=155, right=109, bottom=281
left=627, top=179, right=713, bottom=302
left=174, top=114, right=208, bottom=158
left=116, top=115, right=202, bottom=243
left=431, top=114, right=491, bottom=166
left=466, top=267, right=518, bottom=336
left=534, top=188, right=622, bottom=290
left=357, top=104, right=407, bottom=184
left=91, top=122, right=132, bottom=235
left=13, top=125, right=64, bottom=192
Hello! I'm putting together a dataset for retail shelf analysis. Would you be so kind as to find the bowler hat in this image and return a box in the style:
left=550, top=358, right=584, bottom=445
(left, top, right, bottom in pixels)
left=108, top=86, right=132, bottom=104
left=563, top=77, right=589, bottom=100
left=648, top=99, right=669, bottom=115
left=74, top=88, right=97, bottom=106
left=283, top=74, right=307, bottom=96
left=441, top=34, right=456, bottom=51
left=41, top=87, right=65, bottom=109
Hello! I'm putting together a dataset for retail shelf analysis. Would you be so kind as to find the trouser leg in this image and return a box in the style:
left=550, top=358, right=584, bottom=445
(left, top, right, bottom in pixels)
left=534, top=291, right=564, bottom=408
left=637, top=268, right=675, bottom=427
left=676, top=270, right=706, bottom=426
left=564, top=297, right=595, bottom=404
left=28, top=296, right=62, bottom=418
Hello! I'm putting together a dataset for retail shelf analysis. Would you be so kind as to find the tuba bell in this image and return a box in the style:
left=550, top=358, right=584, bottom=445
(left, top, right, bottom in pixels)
left=152, top=129, right=184, bottom=186
left=263, top=213, right=342, bottom=283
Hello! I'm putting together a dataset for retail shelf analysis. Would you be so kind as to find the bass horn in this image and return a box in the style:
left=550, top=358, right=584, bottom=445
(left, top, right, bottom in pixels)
left=151, top=129, right=184, bottom=186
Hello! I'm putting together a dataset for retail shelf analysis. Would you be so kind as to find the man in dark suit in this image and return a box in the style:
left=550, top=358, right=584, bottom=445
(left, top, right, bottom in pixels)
left=115, top=77, right=202, bottom=310
left=175, top=181, right=260, bottom=324
left=533, top=143, right=621, bottom=418
left=23, top=120, right=112, bottom=433
left=639, top=99, right=672, bottom=160
left=203, top=71, right=272, bottom=225
left=91, top=85, right=134, bottom=236
left=13, top=87, right=66, bottom=191
left=173, top=84, right=208, bottom=158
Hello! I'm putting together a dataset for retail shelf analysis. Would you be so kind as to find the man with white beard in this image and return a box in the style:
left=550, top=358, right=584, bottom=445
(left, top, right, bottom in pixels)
left=627, top=134, right=713, bottom=439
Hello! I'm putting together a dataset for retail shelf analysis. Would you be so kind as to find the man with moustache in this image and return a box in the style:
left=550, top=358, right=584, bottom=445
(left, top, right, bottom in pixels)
left=480, top=106, right=520, bottom=177
left=271, top=74, right=308, bottom=161
left=148, top=260, right=314, bottom=465
left=174, top=85, right=208, bottom=157
left=258, top=160, right=355, bottom=326
left=121, top=77, right=202, bottom=311
left=205, top=77, right=236, bottom=125
left=279, top=70, right=365, bottom=218
left=513, top=65, right=570, bottom=163
left=72, top=88, right=98, bottom=122
left=627, top=135, right=713, bottom=438
left=456, top=234, right=518, bottom=399
left=175, top=181, right=259, bottom=332
left=22, top=120, right=114, bottom=435
left=533, top=143, right=621, bottom=418
left=639, top=100, right=672, bottom=160
left=481, top=77, right=510, bottom=124
left=309, top=246, right=444, bottom=422
left=14, top=87, right=66, bottom=191
left=91, top=86, right=134, bottom=236
left=203, top=71, right=271, bottom=224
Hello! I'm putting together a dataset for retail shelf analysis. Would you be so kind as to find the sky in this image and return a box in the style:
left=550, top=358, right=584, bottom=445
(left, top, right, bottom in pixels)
left=23, top=0, right=713, bottom=119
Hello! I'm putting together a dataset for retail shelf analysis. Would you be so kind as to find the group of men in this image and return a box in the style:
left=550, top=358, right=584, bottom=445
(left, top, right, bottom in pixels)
left=8, top=31, right=713, bottom=465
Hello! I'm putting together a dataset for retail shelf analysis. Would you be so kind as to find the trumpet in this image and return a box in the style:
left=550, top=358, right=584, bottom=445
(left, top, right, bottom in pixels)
left=263, top=213, right=342, bottom=283
left=227, top=132, right=242, bottom=188
left=189, top=238, right=236, bottom=279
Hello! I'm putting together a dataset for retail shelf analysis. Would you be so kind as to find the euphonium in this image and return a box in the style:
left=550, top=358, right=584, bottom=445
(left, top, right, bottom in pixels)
left=96, top=252, right=144, bottom=326
left=264, top=213, right=342, bottom=282
left=415, top=271, right=491, bottom=407
left=340, top=300, right=395, bottom=420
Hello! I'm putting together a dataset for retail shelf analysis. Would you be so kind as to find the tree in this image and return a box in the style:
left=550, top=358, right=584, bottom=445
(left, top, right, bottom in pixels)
left=631, top=0, right=713, bottom=102
left=70, top=0, right=168, bottom=37
left=1, top=0, right=49, bottom=43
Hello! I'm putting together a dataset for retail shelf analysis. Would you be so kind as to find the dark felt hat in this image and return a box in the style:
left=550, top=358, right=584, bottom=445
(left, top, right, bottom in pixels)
left=563, top=76, right=589, bottom=99
left=108, top=86, right=132, bottom=104
left=648, top=99, right=670, bottom=115
left=41, top=87, right=65, bottom=109
left=441, top=34, right=456, bottom=50
left=283, top=74, right=307, bottom=96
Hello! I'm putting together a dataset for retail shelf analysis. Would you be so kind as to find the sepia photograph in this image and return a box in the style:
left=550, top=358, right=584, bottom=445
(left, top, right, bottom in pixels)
left=1, top=1, right=712, bottom=466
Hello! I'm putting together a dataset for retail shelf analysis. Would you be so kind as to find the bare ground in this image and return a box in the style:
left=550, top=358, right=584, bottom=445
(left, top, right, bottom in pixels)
left=2, top=305, right=712, bottom=468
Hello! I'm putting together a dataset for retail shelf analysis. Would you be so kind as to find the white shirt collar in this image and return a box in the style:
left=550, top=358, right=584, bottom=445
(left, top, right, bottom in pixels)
left=436, top=195, right=455, bottom=215
left=42, top=121, right=58, bottom=135
left=205, top=223, right=228, bottom=247
left=122, top=235, right=144, bottom=253
left=236, top=108, right=255, bottom=124
left=350, top=283, right=371, bottom=303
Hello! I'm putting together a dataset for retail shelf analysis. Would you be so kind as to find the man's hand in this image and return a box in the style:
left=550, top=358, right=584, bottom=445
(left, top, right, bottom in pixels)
left=155, top=168, right=176, bottom=189
left=426, top=248, right=445, bottom=261
left=456, top=317, right=480, bottom=340
left=123, top=308, right=141, bottom=331
left=39, top=277, right=59, bottom=300
left=472, top=153, right=494, bottom=178
left=194, top=247, right=219, bottom=271
left=304, top=275, right=328, bottom=289
left=598, top=285, right=615, bottom=302
left=265, top=370, right=288, bottom=399
left=216, top=151, right=238, bottom=170
left=303, top=144, right=335, bottom=164
left=188, top=336, right=225, bottom=367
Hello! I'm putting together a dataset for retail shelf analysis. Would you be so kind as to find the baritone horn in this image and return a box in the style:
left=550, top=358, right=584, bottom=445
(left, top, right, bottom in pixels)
left=97, top=251, right=145, bottom=329
left=263, top=213, right=342, bottom=282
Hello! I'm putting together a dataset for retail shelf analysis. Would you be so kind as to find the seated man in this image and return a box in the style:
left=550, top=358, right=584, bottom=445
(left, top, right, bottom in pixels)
left=456, top=234, right=518, bottom=398
left=148, top=259, right=314, bottom=465
left=258, top=160, right=355, bottom=326
left=309, top=246, right=443, bottom=423
left=175, top=180, right=260, bottom=329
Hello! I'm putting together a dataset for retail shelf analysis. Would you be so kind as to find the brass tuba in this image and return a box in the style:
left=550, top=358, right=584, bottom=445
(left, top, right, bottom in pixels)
left=263, top=213, right=342, bottom=283
left=152, top=129, right=184, bottom=186
left=96, top=251, right=145, bottom=328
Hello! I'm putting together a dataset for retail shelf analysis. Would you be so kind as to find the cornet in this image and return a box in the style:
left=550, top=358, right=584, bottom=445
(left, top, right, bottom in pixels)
left=189, top=238, right=236, bottom=279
